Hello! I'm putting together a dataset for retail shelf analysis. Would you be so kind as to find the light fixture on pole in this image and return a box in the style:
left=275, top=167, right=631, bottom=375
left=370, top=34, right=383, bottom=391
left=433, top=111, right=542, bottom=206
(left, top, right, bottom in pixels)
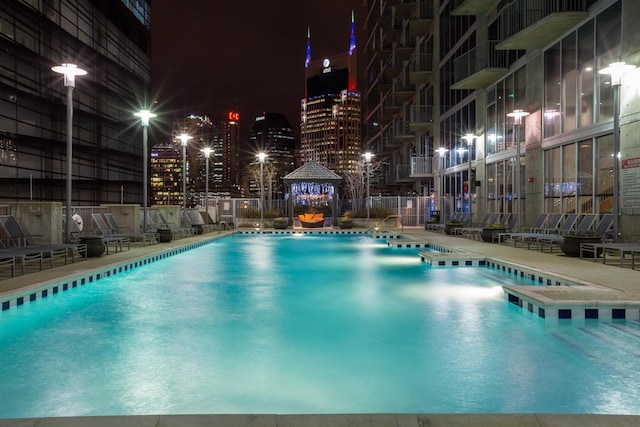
left=257, top=152, right=267, bottom=229
left=506, top=109, right=530, bottom=232
left=134, top=109, right=156, bottom=233
left=363, top=152, right=374, bottom=224
left=177, top=133, right=192, bottom=226
left=201, top=147, right=213, bottom=225
left=52, top=63, right=87, bottom=244
left=461, top=133, right=476, bottom=226
left=599, top=61, right=636, bottom=242
left=436, top=147, right=449, bottom=223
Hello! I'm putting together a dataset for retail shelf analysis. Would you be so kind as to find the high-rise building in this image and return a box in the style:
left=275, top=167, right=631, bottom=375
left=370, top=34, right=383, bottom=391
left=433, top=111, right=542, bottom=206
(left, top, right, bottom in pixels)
left=0, top=0, right=151, bottom=205
left=365, top=0, right=640, bottom=238
left=247, top=112, right=296, bottom=198
left=300, top=13, right=361, bottom=177
left=150, top=143, right=181, bottom=206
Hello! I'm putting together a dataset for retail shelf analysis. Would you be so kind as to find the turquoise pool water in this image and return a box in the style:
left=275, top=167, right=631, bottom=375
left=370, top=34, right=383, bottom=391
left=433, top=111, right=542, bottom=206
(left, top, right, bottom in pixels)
left=1, top=234, right=639, bottom=417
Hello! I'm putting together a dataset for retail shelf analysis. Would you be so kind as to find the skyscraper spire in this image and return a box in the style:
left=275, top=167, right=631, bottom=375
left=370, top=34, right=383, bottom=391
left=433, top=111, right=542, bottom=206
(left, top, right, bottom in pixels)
left=305, top=26, right=311, bottom=68
left=349, top=10, right=356, bottom=56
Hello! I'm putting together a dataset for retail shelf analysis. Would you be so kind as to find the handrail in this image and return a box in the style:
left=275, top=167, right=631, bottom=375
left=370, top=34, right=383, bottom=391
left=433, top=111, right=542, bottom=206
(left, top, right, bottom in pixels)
left=367, top=215, right=403, bottom=232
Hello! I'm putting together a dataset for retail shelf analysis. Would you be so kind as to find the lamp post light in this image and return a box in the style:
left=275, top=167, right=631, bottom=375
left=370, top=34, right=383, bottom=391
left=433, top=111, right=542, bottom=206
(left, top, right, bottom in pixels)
left=436, top=147, right=449, bottom=223
left=134, top=109, right=156, bottom=233
left=599, top=61, right=636, bottom=242
left=363, top=152, right=373, bottom=224
left=201, top=147, right=212, bottom=225
left=52, top=63, right=87, bottom=244
left=461, top=133, right=476, bottom=225
left=507, top=110, right=530, bottom=232
left=178, top=133, right=192, bottom=226
left=257, top=152, right=266, bottom=229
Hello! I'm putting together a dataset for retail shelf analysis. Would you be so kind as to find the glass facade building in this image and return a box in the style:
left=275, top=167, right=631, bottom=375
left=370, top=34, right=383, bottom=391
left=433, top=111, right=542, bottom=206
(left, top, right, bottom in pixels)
left=365, top=0, right=640, bottom=239
left=0, top=0, right=151, bottom=205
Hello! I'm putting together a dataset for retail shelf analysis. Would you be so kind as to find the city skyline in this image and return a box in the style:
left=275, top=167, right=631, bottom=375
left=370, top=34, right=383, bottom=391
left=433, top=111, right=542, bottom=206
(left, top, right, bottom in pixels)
left=150, top=0, right=365, bottom=143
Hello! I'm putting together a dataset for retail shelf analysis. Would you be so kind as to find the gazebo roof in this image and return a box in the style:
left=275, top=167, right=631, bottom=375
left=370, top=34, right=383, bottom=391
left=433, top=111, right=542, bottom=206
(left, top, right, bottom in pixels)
left=283, top=160, right=343, bottom=184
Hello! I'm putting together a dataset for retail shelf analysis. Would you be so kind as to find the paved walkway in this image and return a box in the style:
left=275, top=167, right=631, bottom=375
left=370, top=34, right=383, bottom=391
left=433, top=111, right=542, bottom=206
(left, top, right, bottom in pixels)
left=1, top=228, right=639, bottom=426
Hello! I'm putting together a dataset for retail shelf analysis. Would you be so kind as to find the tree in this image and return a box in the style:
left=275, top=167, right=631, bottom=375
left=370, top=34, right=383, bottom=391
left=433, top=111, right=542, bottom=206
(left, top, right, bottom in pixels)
left=341, top=157, right=381, bottom=211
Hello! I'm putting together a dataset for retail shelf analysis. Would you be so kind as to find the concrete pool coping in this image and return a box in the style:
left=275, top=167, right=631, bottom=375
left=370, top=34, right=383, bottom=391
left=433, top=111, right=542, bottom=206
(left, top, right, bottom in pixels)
left=1, top=228, right=640, bottom=425
left=1, top=413, right=640, bottom=427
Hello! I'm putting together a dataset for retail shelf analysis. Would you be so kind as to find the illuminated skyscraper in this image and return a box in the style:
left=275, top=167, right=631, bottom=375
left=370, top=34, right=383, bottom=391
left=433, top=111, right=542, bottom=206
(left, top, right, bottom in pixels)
left=300, top=12, right=361, bottom=176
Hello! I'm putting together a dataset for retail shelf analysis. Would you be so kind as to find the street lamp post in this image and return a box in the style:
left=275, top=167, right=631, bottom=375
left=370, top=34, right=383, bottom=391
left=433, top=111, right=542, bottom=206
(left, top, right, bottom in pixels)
left=178, top=133, right=192, bottom=226
left=599, top=61, right=636, bottom=242
left=363, top=152, right=373, bottom=224
left=258, top=152, right=266, bottom=228
left=436, top=147, right=449, bottom=223
left=134, top=109, right=156, bottom=233
left=507, top=110, right=529, bottom=232
left=52, top=63, right=87, bottom=243
left=201, top=147, right=212, bottom=225
left=461, top=134, right=476, bottom=226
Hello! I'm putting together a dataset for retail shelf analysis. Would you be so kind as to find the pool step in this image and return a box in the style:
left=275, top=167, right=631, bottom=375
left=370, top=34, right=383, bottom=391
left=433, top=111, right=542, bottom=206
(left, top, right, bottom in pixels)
left=387, top=239, right=431, bottom=248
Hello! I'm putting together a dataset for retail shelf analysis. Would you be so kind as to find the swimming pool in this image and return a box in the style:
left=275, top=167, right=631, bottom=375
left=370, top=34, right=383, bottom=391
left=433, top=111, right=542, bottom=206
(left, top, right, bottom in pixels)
left=1, top=233, right=639, bottom=417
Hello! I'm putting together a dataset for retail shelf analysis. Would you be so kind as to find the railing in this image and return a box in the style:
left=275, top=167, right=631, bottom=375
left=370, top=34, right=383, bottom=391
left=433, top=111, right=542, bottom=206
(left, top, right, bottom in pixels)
left=409, top=104, right=433, bottom=123
left=410, top=156, right=435, bottom=175
left=411, top=53, right=434, bottom=72
left=499, top=0, right=589, bottom=41
left=453, top=40, right=516, bottom=83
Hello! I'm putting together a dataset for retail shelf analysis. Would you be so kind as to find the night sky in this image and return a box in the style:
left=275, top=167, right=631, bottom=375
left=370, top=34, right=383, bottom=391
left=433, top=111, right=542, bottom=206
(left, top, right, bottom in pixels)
left=150, top=0, right=365, bottom=142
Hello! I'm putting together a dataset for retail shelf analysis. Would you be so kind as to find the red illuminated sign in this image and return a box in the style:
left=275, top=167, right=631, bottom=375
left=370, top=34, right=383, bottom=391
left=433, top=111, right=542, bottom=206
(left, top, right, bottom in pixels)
left=228, top=111, right=240, bottom=121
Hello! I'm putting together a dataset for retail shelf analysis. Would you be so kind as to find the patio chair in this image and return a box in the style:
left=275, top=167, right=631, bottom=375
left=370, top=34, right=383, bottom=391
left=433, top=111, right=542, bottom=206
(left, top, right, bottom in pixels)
left=157, top=212, right=194, bottom=239
left=90, top=213, right=131, bottom=253
left=458, top=212, right=500, bottom=239
left=0, top=214, right=85, bottom=267
left=103, top=213, right=158, bottom=246
left=499, top=213, right=549, bottom=247
left=580, top=240, right=640, bottom=267
left=532, top=213, right=580, bottom=252
left=0, top=254, right=15, bottom=278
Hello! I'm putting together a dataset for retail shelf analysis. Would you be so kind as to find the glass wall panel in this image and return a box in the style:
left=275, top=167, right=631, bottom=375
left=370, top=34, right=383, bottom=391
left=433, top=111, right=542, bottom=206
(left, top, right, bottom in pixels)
left=544, top=147, right=561, bottom=213
left=544, top=42, right=561, bottom=138
left=596, top=3, right=621, bottom=122
left=487, top=162, right=497, bottom=212
left=578, top=22, right=595, bottom=127
left=562, top=32, right=577, bottom=132
left=578, top=139, right=593, bottom=213
left=562, top=143, right=577, bottom=213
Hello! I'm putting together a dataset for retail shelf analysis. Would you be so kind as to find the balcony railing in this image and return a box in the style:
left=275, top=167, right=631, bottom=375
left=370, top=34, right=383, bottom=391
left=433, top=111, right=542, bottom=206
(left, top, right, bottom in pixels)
left=452, top=40, right=517, bottom=89
left=497, top=0, right=590, bottom=49
left=410, top=156, right=435, bottom=175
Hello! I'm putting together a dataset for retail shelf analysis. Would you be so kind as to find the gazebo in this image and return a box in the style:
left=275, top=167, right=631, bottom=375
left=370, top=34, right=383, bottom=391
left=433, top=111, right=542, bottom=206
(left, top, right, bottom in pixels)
left=283, top=160, right=343, bottom=226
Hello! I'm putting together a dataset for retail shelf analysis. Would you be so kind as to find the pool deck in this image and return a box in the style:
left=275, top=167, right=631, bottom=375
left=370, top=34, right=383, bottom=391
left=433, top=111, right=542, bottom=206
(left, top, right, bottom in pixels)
left=1, top=227, right=639, bottom=427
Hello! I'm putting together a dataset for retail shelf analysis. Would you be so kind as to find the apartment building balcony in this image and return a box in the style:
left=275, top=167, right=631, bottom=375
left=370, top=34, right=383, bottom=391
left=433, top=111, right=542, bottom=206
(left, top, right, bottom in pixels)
left=451, top=40, right=511, bottom=90
left=452, top=0, right=500, bottom=16
left=409, top=53, right=434, bottom=85
left=377, top=77, right=393, bottom=93
left=394, top=1, right=416, bottom=20
left=377, top=44, right=393, bottom=60
left=383, top=26, right=401, bottom=43
left=410, top=156, right=435, bottom=177
left=408, top=105, right=433, bottom=133
left=383, top=62, right=403, bottom=79
left=395, top=84, right=415, bottom=102
left=395, top=45, right=415, bottom=61
left=383, top=97, right=402, bottom=118
left=409, top=0, right=434, bottom=36
left=378, top=13, right=391, bottom=26
left=393, top=123, right=415, bottom=143
left=395, top=164, right=414, bottom=182
left=496, top=0, right=589, bottom=50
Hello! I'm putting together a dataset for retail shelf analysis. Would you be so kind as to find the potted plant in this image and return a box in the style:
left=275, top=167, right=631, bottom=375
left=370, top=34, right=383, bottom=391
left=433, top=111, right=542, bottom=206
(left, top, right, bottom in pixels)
left=480, top=224, right=507, bottom=243
left=560, top=231, right=603, bottom=257
left=273, top=217, right=289, bottom=229
left=444, top=220, right=464, bottom=235
left=339, top=217, right=353, bottom=229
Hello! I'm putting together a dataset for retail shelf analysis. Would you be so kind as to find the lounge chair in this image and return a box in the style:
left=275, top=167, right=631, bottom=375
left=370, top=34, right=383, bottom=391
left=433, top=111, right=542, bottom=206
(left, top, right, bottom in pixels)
left=532, top=213, right=580, bottom=252
left=0, top=254, right=15, bottom=277
left=90, top=214, right=131, bottom=253
left=458, top=212, right=500, bottom=239
left=103, top=213, right=158, bottom=245
left=0, top=214, right=86, bottom=268
left=157, top=212, right=194, bottom=239
left=581, top=240, right=640, bottom=267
